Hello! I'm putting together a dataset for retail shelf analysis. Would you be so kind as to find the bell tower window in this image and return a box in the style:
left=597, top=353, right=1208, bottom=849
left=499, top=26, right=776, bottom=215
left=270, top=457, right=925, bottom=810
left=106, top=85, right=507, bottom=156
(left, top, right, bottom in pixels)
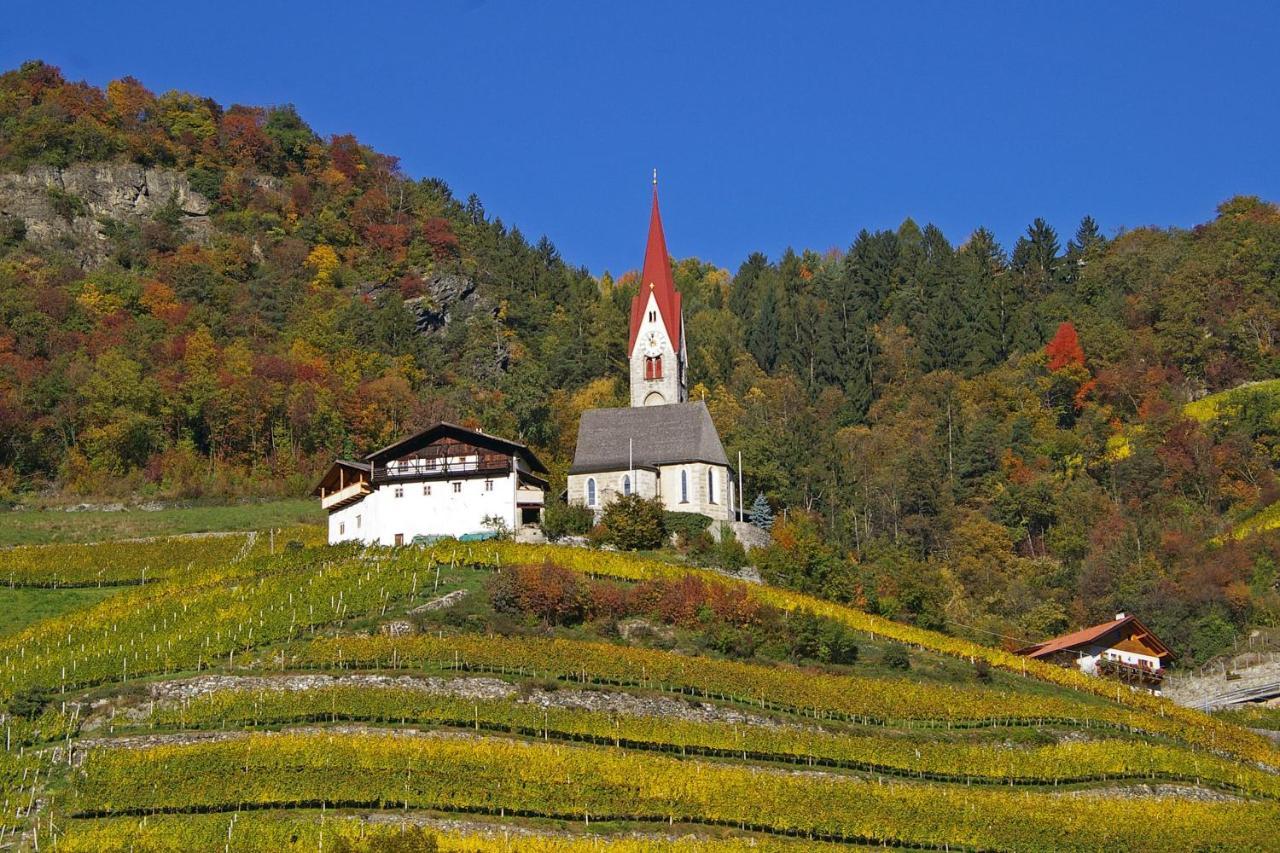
left=648, top=310, right=656, bottom=322
left=645, top=356, right=663, bottom=380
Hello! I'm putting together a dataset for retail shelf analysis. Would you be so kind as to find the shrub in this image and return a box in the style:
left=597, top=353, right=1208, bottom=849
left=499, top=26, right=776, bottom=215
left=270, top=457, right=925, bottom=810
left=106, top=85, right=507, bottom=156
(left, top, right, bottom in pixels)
left=488, top=561, right=586, bottom=625
left=665, top=511, right=712, bottom=542
left=974, top=658, right=993, bottom=682
left=542, top=498, right=594, bottom=541
left=882, top=643, right=911, bottom=671
left=601, top=494, right=666, bottom=550
left=9, top=687, right=52, bottom=720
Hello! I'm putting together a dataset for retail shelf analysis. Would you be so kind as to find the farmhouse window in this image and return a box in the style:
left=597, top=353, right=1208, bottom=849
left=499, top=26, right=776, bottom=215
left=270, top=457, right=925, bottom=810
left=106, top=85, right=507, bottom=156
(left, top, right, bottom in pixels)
left=453, top=482, right=462, bottom=493
left=394, top=486, right=404, bottom=498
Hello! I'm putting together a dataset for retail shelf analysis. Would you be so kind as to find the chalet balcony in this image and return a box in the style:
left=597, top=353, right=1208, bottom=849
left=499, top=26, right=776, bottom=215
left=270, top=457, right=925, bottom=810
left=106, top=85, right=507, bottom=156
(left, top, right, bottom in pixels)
left=371, top=458, right=511, bottom=483
left=321, top=480, right=371, bottom=510
left=1096, top=657, right=1164, bottom=688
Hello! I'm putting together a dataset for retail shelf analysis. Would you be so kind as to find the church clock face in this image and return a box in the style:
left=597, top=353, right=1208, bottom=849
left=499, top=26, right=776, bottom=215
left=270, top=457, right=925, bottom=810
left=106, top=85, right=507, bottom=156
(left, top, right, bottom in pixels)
left=643, top=331, right=662, bottom=357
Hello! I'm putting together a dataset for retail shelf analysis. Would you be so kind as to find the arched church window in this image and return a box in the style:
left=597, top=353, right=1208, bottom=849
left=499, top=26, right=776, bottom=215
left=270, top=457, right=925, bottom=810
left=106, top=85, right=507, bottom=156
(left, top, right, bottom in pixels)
left=644, top=356, right=663, bottom=381
left=708, top=469, right=716, bottom=504
left=649, top=310, right=656, bottom=322
left=586, top=478, right=597, bottom=506
left=623, top=474, right=632, bottom=496
left=680, top=470, right=688, bottom=503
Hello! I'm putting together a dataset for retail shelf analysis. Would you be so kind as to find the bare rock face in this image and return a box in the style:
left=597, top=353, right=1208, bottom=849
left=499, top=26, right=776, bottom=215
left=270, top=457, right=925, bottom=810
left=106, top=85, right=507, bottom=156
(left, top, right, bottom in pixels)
left=405, top=273, right=481, bottom=333
left=0, top=162, right=212, bottom=267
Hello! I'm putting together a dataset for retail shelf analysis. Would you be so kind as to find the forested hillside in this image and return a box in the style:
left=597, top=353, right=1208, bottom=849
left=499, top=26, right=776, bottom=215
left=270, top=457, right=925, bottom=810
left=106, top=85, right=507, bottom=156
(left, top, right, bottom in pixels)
left=2, top=60, right=1280, bottom=661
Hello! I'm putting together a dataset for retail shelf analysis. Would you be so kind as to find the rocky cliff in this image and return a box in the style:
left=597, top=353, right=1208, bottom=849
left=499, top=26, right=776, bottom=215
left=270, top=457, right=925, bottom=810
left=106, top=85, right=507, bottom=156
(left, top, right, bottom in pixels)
left=0, top=162, right=212, bottom=267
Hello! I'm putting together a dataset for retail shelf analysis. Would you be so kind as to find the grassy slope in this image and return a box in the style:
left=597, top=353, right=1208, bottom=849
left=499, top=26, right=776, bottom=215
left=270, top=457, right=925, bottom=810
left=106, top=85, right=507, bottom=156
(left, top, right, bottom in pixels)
left=0, top=586, right=117, bottom=636
left=0, top=498, right=321, bottom=545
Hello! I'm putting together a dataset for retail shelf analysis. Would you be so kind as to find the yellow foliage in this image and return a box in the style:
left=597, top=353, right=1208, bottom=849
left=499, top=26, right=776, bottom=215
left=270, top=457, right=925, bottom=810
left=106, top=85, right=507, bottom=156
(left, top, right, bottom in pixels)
left=305, top=244, right=340, bottom=287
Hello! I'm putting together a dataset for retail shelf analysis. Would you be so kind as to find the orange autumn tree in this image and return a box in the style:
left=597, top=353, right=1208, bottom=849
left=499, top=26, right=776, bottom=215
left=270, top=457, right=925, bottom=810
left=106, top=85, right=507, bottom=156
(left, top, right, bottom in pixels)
left=1043, top=321, right=1094, bottom=421
left=1046, top=321, right=1086, bottom=371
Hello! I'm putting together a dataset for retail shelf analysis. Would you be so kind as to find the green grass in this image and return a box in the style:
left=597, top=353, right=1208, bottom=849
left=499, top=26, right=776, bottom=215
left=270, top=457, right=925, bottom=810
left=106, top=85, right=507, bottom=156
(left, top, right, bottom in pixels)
left=0, top=499, right=321, bottom=546
left=1213, top=704, right=1280, bottom=731
left=0, top=586, right=118, bottom=636
left=1184, top=378, right=1280, bottom=422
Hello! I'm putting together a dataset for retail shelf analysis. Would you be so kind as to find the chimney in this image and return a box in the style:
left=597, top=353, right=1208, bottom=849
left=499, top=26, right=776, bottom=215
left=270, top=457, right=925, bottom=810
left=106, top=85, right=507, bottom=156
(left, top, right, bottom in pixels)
left=1115, top=612, right=1126, bottom=621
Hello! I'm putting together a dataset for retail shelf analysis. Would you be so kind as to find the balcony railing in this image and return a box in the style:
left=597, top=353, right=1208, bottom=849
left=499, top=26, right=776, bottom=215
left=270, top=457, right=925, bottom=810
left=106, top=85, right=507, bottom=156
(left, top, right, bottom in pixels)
left=1096, top=657, right=1164, bottom=686
left=321, top=480, right=371, bottom=510
left=372, top=458, right=511, bottom=483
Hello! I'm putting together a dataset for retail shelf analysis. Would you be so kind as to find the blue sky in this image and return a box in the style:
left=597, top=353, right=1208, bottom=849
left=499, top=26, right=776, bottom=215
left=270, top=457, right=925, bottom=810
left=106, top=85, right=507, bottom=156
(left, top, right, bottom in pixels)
left=3, top=1, right=1278, bottom=276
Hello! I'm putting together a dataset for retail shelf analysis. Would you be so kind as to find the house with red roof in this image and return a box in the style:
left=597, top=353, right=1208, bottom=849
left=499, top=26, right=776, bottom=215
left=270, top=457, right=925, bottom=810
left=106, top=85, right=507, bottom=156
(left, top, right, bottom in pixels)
left=1016, top=613, right=1173, bottom=694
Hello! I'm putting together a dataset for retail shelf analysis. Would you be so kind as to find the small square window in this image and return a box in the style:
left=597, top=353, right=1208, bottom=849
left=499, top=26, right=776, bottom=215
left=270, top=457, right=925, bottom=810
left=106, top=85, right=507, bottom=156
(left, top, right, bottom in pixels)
left=485, top=480, right=493, bottom=492
left=423, top=484, right=431, bottom=496
left=394, top=486, right=404, bottom=498
left=453, top=482, right=462, bottom=493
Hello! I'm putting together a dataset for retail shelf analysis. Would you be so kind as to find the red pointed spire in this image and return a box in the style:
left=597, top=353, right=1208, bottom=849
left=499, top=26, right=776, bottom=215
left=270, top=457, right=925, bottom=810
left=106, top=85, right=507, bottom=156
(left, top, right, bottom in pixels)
left=628, top=177, right=682, bottom=356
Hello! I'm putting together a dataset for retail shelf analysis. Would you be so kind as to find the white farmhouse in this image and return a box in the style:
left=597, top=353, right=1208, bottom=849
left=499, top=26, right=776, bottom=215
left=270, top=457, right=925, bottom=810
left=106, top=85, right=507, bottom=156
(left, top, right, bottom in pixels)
left=565, top=177, right=736, bottom=522
left=312, top=422, right=549, bottom=546
left=1016, top=613, right=1173, bottom=694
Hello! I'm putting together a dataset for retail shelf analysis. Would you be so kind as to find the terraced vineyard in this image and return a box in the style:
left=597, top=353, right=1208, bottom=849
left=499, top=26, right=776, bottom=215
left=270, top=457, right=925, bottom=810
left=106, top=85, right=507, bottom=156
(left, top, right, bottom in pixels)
left=1, top=533, right=1278, bottom=850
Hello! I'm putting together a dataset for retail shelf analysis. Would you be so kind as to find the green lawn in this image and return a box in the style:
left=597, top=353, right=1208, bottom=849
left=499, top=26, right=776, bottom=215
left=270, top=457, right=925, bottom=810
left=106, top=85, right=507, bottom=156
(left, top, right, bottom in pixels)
left=0, top=586, right=118, bottom=635
left=0, top=499, right=322, bottom=546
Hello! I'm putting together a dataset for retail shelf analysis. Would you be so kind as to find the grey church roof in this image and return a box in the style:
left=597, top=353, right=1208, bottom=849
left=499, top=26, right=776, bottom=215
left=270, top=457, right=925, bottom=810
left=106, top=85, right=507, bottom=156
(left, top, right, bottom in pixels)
left=569, top=401, right=731, bottom=475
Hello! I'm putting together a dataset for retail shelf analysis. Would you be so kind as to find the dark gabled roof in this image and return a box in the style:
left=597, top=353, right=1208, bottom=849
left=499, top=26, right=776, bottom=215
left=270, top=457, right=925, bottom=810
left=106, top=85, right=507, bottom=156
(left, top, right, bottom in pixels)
left=569, top=401, right=730, bottom=475
left=362, top=421, right=548, bottom=473
left=1015, top=614, right=1173, bottom=660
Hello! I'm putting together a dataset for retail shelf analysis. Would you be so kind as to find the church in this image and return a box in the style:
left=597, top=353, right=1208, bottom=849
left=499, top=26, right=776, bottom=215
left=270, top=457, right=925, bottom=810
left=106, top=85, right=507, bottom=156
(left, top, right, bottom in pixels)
left=567, top=179, right=736, bottom=521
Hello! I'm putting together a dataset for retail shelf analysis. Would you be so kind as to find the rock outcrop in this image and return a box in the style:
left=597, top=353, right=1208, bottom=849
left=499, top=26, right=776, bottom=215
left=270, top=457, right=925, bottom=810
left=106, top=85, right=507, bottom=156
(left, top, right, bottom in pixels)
left=0, top=162, right=212, bottom=267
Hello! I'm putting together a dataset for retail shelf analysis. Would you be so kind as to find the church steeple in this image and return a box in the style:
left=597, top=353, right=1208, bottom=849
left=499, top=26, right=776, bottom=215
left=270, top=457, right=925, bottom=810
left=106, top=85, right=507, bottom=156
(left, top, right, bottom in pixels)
left=628, top=174, right=687, bottom=407
left=628, top=180, right=682, bottom=358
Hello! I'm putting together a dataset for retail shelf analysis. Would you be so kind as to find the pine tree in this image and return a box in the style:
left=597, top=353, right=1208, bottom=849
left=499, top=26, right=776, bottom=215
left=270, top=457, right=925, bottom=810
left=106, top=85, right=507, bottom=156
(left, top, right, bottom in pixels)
left=747, top=280, right=780, bottom=372
left=1063, top=215, right=1105, bottom=284
left=750, top=493, right=775, bottom=530
left=1011, top=217, right=1061, bottom=295
left=959, top=227, right=1016, bottom=372
left=918, top=224, right=963, bottom=373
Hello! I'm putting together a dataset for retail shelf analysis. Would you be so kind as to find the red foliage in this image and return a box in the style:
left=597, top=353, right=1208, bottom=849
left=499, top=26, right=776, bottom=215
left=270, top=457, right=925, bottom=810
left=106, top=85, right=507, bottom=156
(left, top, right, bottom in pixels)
left=397, top=273, right=426, bottom=299
left=421, top=217, right=459, bottom=259
left=1046, top=321, right=1086, bottom=372
left=328, top=134, right=363, bottom=180
left=220, top=107, right=273, bottom=168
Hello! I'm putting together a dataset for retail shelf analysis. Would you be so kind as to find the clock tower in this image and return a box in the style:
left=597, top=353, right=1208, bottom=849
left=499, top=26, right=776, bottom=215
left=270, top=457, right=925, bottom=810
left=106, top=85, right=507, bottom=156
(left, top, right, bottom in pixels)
left=628, top=174, right=687, bottom=407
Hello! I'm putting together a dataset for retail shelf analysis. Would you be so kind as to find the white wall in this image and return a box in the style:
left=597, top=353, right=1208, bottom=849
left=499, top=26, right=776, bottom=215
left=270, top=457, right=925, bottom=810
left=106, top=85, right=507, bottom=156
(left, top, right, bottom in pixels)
left=1074, top=642, right=1162, bottom=676
left=629, top=292, right=683, bottom=407
left=327, top=473, right=519, bottom=545
left=658, top=462, right=732, bottom=521
left=567, top=469, right=660, bottom=512
left=568, top=462, right=732, bottom=522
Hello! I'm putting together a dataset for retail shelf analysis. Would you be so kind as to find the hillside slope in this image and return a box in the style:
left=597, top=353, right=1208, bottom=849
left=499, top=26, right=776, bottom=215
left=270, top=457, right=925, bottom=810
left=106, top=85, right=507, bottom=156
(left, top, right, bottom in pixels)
left=4, top=59, right=1280, bottom=677
left=1, top=533, right=1277, bottom=850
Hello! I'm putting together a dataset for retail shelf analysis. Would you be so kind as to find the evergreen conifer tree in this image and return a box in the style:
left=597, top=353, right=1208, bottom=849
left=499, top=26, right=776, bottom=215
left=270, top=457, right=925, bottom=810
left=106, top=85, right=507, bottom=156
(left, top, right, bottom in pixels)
left=750, top=493, right=775, bottom=530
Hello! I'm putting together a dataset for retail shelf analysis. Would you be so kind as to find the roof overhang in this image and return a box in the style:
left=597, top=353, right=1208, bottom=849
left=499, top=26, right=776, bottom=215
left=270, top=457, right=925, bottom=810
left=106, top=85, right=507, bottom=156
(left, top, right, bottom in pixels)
left=362, top=421, right=548, bottom=473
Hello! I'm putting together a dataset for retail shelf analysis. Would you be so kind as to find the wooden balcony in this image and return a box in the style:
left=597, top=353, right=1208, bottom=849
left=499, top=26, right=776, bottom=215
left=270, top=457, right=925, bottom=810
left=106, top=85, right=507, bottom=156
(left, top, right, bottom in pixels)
left=1097, top=657, right=1164, bottom=688
left=372, top=459, right=511, bottom=483
left=320, top=480, right=371, bottom=510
